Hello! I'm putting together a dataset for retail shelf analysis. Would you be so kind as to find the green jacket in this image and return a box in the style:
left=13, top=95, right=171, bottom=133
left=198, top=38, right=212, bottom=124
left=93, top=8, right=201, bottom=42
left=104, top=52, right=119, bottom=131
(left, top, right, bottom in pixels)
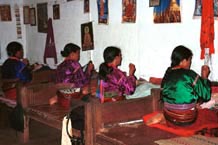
left=161, top=68, right=211, bottom=104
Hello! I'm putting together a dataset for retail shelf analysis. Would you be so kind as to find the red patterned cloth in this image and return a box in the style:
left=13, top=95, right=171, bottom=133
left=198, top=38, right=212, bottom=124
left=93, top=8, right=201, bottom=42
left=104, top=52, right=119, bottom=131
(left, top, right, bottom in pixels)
left=4, top=88, right=17, bottom=100
left=200, top=0, right=214, bottom=59
left=143, top=109, right=218, bottom=137
left=212, top=86, right=218, bottom=94
left=149, top=77, right=162, bottom=85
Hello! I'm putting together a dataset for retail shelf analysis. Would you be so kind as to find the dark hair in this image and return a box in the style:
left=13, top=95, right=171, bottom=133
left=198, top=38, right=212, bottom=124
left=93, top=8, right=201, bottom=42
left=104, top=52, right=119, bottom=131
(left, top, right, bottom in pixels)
left=99, top=46, right=121, bottom=80
left=160, top=45, right=193, bottom=99
left=6, top=41, right=23, bottom=57
left=61, top=43, right=80, bottom=57
left=171, top=45, right=193, bottom=67
left=161, top=45, right=193, bottom=89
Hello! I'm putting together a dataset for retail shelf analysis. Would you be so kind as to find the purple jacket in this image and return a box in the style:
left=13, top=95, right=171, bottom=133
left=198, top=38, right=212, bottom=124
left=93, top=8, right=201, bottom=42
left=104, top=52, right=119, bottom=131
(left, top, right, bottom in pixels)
left=56, top=60, right=91, bottom=87
left=102, top=67, right=136, bottom=96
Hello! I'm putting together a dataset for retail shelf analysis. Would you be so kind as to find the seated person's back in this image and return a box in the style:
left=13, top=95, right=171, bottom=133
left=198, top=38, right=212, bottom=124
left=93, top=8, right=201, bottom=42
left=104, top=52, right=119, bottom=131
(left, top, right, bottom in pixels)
left=1, top=42, right=32, bottom=100
left=2, top=41, right=32, bottom=82
left=97, top=46, right=136, bottom=102
left=161, top=45, right=211, bottom=126
left=56, top=43, right=94, bottom=88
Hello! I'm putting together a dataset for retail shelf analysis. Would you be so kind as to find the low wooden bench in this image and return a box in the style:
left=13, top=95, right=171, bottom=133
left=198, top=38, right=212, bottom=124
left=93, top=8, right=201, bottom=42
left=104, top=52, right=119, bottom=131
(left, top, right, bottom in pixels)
left=0, top=64, right=169, bottom=145
left=17, top=81, right=164, bottom=145
left=58, top=88, right=165, bottom=145
left=5, top=69, right=167, bottom=145
left=91, top=88, right=176, bottom=145
left=0, top=69, right=56, bottom=142
left=18, top=78, right=97, bottom=144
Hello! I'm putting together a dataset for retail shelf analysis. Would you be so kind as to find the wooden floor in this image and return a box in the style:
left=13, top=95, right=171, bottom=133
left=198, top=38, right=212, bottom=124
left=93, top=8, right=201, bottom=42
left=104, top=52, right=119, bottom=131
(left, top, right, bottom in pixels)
left=96, top=122, right=176, bottom=145
left=0, top=119, right=61, bottom=145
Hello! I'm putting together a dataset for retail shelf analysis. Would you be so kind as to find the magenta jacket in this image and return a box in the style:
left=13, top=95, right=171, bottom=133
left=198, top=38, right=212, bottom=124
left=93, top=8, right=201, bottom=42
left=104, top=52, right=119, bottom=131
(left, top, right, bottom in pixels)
left=56, top=60, right=91, bottom=87
left=102, top=67, right=136, bottom=96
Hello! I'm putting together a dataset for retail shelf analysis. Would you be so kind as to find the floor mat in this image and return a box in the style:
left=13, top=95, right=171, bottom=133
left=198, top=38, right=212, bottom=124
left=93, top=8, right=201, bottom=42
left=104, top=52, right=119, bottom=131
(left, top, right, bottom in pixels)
left=155, top=135, right=218, bottom=145
left=143, top=109, right=218, bottom=137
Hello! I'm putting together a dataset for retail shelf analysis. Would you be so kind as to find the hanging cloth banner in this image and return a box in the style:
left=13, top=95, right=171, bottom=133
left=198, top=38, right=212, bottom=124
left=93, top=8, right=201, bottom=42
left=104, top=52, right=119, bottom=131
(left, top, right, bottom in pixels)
left=44, top=18, right=57, bottom=64
left=200, top=0, right=214, bottom=59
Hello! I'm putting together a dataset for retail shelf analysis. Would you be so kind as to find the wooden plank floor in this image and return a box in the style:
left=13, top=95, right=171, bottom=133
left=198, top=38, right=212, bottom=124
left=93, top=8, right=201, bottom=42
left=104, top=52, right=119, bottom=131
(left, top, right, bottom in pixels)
left=96, top=123, right=176, bottom=145
left=0, top=119, right=61, bottom=145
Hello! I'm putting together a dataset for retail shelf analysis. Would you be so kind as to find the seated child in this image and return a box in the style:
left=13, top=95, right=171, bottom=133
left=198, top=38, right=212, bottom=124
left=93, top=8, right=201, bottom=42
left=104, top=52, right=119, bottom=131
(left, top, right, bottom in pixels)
left=2, top=42, right=32, bottom=83
left=50, top=43, right=94, bottom=105
left=97, top=46, right=136, bottom=102
left=2, top=42, right=32, bottom=99
left=56, top=43, right=94, bottom=88
left=2, top=42, right=54, bottom=100
left=146, top=45, right=211, bottom=126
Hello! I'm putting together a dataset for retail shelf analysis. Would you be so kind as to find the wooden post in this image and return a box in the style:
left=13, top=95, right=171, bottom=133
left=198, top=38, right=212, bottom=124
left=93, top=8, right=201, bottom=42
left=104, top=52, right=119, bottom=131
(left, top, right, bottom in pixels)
left=151, top=88, right=162, bottom=112
left=18, top=115, right=29, bottom=143
left=92, top=98, right=102, bottom=144
left=85, top=101, right=93, bottom=145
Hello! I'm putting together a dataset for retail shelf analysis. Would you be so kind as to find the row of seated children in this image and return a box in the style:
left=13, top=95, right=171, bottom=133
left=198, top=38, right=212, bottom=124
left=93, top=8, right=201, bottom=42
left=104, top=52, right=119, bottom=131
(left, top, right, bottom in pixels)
left=53, top=44, right=138, bottom=104
left=56, top=43, right=212, bottom=130
left=1, top=42, right=138, bottom=102
left=1, top=41, right=213, bottom=128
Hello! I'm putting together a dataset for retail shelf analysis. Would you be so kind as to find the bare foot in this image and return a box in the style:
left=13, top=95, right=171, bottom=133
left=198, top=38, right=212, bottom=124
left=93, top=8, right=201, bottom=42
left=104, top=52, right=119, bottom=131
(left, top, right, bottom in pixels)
left=146, top=113, right=165, bottom=126
left=49, top=96, right=58, bottom=105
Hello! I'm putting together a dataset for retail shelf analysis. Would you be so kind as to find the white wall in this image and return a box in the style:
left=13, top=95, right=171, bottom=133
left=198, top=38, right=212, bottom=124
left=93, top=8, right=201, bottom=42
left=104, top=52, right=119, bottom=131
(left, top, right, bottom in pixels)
left=0, top=0, right=26, bottom=63
left=24, top=0, right=92, bottom=68
left=0, top=0, right=217, bottom=80
left=90, top=0, right=218, bottom=80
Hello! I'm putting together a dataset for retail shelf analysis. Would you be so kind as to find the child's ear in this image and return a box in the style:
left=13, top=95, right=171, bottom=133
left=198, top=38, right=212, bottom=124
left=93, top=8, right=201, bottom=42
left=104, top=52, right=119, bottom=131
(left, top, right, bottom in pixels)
left=179, top=60, right=184, bottom=66
left=180, top=59, right=186, bottom=65
left=70, top=52, right=75, bottom=58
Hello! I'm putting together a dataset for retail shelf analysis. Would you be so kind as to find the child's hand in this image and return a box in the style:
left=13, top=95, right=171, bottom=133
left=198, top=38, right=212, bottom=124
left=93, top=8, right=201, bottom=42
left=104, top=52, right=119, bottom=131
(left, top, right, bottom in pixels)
left=22, top=58, right=29, bottom=65
left=201, top=65, right=210, bottom=79
left=129, top=63, right=136, bottom=76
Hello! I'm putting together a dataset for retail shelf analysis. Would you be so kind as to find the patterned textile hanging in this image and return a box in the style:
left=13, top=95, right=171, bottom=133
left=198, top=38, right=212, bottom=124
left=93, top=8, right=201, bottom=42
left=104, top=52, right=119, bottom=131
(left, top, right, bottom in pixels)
left=200, top=0, right=214, bottom=59
left=43, top=18, right=57, bottom=64
left=153, top=0, right=181, bottom=23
